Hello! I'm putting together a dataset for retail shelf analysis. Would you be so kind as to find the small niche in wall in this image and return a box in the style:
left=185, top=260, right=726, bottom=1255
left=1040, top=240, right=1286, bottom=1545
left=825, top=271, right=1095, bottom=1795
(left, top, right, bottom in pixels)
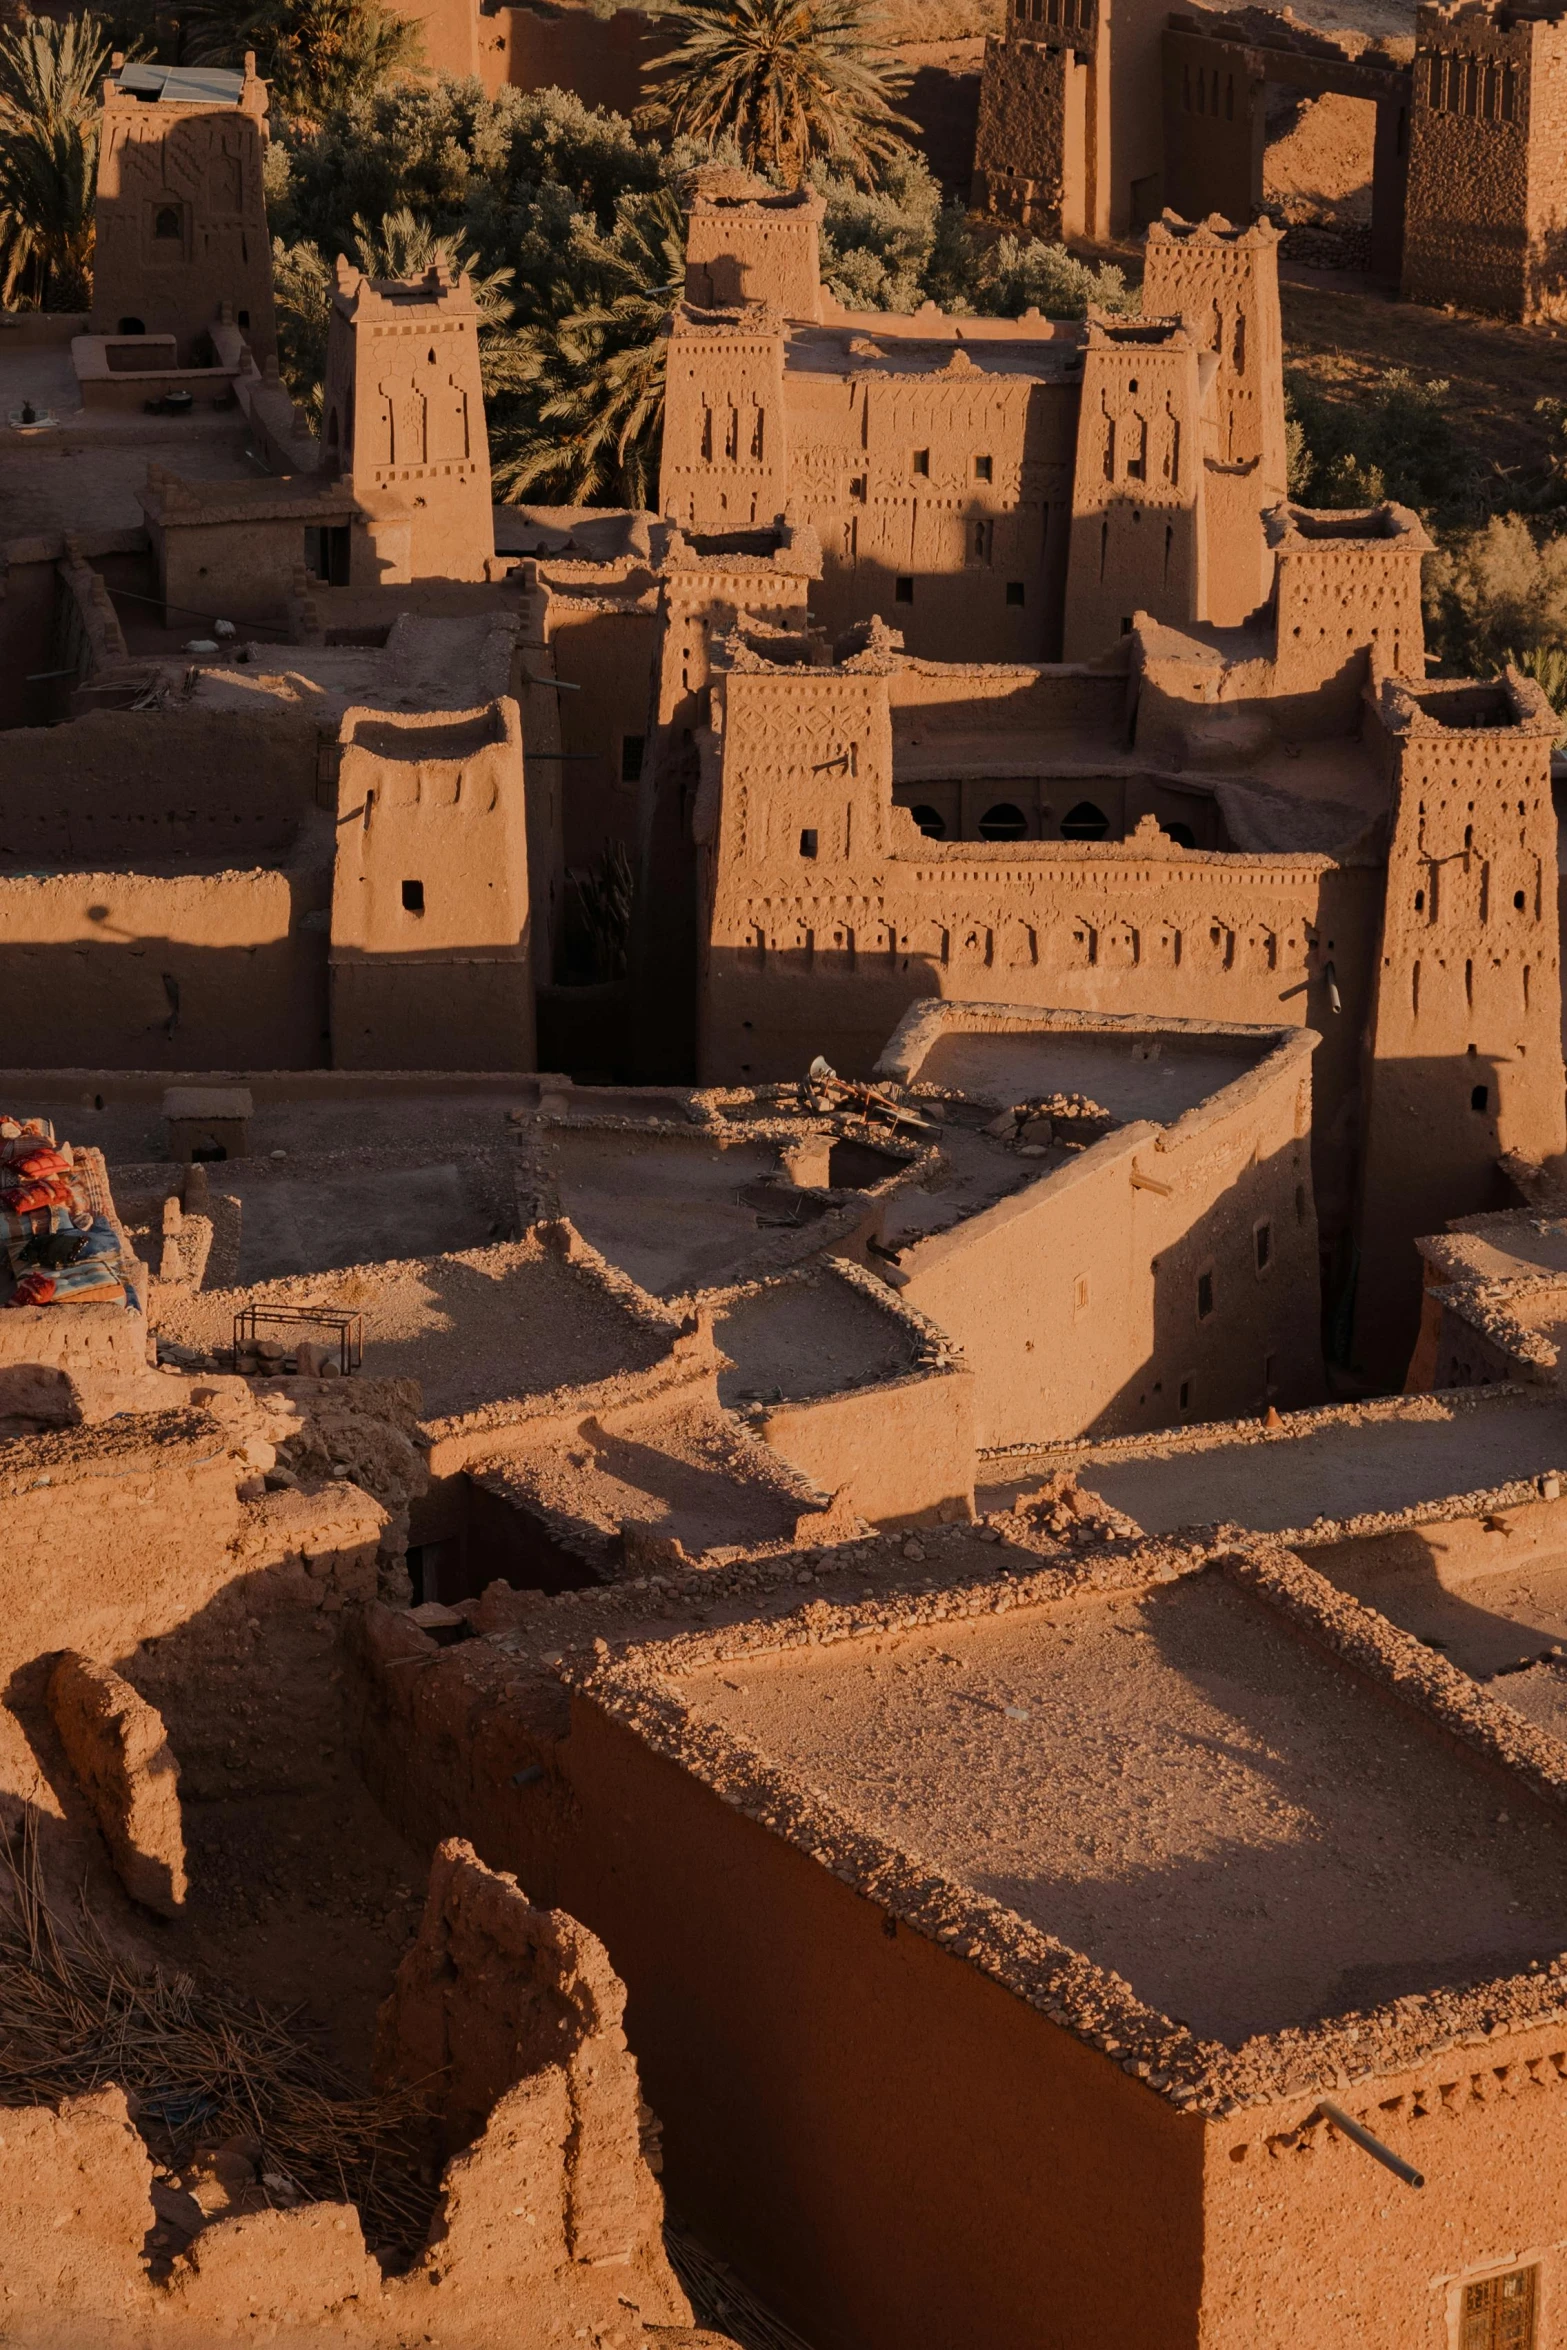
left=1471, top=1083, right=1489, bottom=1112
left=799, top=829, right=818, bottom=859
left=402, top=879, right=425, bottom=914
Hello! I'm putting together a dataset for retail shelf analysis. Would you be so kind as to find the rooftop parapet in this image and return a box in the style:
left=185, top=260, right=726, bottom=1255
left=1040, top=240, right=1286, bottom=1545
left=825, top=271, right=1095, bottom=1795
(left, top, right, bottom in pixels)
left=1376, top=669, right=1561, bottom=738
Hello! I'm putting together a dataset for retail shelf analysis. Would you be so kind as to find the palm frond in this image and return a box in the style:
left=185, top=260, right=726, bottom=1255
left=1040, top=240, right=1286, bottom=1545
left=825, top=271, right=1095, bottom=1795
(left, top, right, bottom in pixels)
left=648, top=0, right=914, bottom=187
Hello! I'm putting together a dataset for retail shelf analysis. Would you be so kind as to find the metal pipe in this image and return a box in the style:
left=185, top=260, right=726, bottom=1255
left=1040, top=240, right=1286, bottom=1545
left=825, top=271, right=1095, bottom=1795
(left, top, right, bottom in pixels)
left=1314, top=2101, right=1424, bottom=2189
left=25, top=667, right=84, bottom=681
left=522, top=674, right=581, bottom=690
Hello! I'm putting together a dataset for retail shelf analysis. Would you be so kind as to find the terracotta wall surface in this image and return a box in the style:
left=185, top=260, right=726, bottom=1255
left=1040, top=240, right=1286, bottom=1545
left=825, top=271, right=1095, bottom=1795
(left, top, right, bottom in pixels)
left=91, top=77, right=276, bottom=364
left=0, top=860, right=330, bottom=1070
left=894, top=1038, right=1322, bottom=1444
left=1356, top=678, right=1566, bottom=1380
left=1403, top=4, right=1567, bottom=319
left=1203, top=2030, right=1567, bottom=2348
left=0, top=707, right=319, bottom=862
left=562, top=1702, right=1209, bottom=2350
left=698, top=658, right=1379, bottom=1254
left=749, top=1362, right=977, bottom=1527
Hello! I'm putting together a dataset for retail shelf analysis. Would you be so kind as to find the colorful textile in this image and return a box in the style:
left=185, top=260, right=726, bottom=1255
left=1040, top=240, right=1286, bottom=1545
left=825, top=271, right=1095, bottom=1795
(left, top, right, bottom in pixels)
left=0, top=1145, right=69, bottom=1185
left=5, top=1256, right=127, bottom=1308
left=0, top=1201, right=90, bottom=1246
left=0, top=1118, right=55, bottom=1153
left=1, top=1176, right=81, bottom=1220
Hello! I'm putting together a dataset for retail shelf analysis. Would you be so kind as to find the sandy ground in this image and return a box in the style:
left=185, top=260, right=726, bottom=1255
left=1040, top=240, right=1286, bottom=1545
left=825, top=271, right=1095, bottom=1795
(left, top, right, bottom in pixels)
left=1047, top=1403, right=1567, bottom=1534
left=1279, top=278, right=1567, bottom=481
left=1264, top=91, right=1376, bottom=224
left=685, top=1572, right=1567, bottom=2042
left=546, top=1130, right=817, bottom=1298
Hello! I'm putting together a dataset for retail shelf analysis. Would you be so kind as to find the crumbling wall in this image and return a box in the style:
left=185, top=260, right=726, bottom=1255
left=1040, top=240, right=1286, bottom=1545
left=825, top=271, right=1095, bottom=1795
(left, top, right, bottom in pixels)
left=48, top=1652, right=187, bottom=1915
left=375, top=1837, right=683, bottom=2296
left=0, top=1851, right=708, bottom=2348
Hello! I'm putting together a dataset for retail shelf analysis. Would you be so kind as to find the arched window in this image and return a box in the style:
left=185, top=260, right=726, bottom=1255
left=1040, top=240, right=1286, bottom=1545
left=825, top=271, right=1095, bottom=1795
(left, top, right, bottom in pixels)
left=911, top=805, right=946, bottom=839
left=153, top=205, right=181, bottom=240
left=1061, top=800, right=1110, bottom=840
left=1162, top=820, right=1196, bottom=848
left=117, top=315, right=145, bottom=334
left=978, top=802, right=1027, bottom=840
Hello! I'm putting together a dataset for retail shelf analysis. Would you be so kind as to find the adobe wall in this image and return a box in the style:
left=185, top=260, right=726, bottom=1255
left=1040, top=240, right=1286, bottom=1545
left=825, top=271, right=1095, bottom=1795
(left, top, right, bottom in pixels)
left=0, top=862, right=329, bottom=1070
left=480, top=1, right=670, bottom=105
left=685, top=186, right=825, bottom=320
left=659, top=308, right=1081, bottom=663
left=0, top=1843, right=701, bottom=2349
left=894, top=1033, right=1322, bottom=1445
left=544, top=598, right=659, bottom=872
left=0, top=706, right=319, bottom=862
left=1063, top=319, right=1207, bottom=661
left=91, top=73, right=276, bottom=364
left=322, top=260, right=495, bottom=584
left=1202, top=2023, right=1567, bottom=2347
left=0, top=1406, right=376, bottom=1691
left=749, top=1364, right=977, bottom=1528
left=972, top=33, right=1085, bottom=239
left=699, top=663, right=1380, bottom=1238
left=151, top=506, right=324, bottom=633
left=562, top=1699, right=1208, bottom=2350
left=1355, top=677, right=1566, bottom=1381
left=329, top=699, right=534, bottom=1070
left=1403, top=4, right=1567, bottom=319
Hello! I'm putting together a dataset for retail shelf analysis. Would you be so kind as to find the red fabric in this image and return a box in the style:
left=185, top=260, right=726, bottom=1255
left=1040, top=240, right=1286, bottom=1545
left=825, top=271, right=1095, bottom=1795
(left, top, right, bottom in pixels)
left=3, top=1176, right=76, bottom=1216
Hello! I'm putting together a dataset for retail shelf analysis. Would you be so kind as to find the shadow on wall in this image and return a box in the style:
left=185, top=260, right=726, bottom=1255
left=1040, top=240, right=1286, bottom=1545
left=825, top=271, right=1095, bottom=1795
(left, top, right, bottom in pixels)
left=702, top=942, right=948, bottom=1087
left=0, top=932, right=330, bottom=1071
left=1354, top=1050, right=1512, bottom=1389
left=902, top=1123, right=1324, bottom=1447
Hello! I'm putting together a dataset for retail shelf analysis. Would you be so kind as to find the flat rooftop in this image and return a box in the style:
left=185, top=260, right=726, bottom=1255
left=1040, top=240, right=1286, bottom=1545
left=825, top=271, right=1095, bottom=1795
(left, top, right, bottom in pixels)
left=150, top=1238, right=670, bottom=1419
left=678, top=1567, right=1567, bottom=2043
left=714, top=1270, right=923, bottom=1406
left=1004, top=1392, right=1567, bottom=1538
left=908, top=1028, right=1267, bottom=1124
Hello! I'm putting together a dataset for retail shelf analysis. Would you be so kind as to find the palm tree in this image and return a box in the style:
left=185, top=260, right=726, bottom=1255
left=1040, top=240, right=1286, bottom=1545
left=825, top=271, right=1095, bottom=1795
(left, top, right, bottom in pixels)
left=0, top=12, right=113, bottom=309
left=181, top=0, right=422, bottom=126
left=647, top=0, right=914, bottom=188
left=349, top=207, right=514, bottom=325
left=271, top=208, right=513, bottom=419
left=488, top=184, right=686, bottom=509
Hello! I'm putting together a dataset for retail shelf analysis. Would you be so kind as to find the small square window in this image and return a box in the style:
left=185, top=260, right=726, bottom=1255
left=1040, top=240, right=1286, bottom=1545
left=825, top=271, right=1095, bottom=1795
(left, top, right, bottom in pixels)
left=401, top=879, right=424, bottom=914
left=1462, top=2265, right=1537, bottom=2350
left=912, top=448, right=930, bottom=477
left=1472, top=1083, right=1490, bottom=1113
left=1179, top=1377, right=1192, bottom=1413
left=974, top=454, right=993, bottom=482
left=1196, top=1269, right=1214, bottom=1319
left=1005, top=581, right=1025, bottom=607
left=620, top=733, right=645, bottom=784
left=1254, top=1220, right=1272, bottom=1273
left=894, top=577, right=914, bottom=603
left=799, top=828, right=818, bottom=859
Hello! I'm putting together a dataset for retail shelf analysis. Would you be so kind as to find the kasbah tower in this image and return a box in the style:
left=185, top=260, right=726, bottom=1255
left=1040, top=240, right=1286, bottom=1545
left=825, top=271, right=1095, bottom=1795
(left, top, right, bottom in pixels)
left=5, top=15, right=1567, bottom=2350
